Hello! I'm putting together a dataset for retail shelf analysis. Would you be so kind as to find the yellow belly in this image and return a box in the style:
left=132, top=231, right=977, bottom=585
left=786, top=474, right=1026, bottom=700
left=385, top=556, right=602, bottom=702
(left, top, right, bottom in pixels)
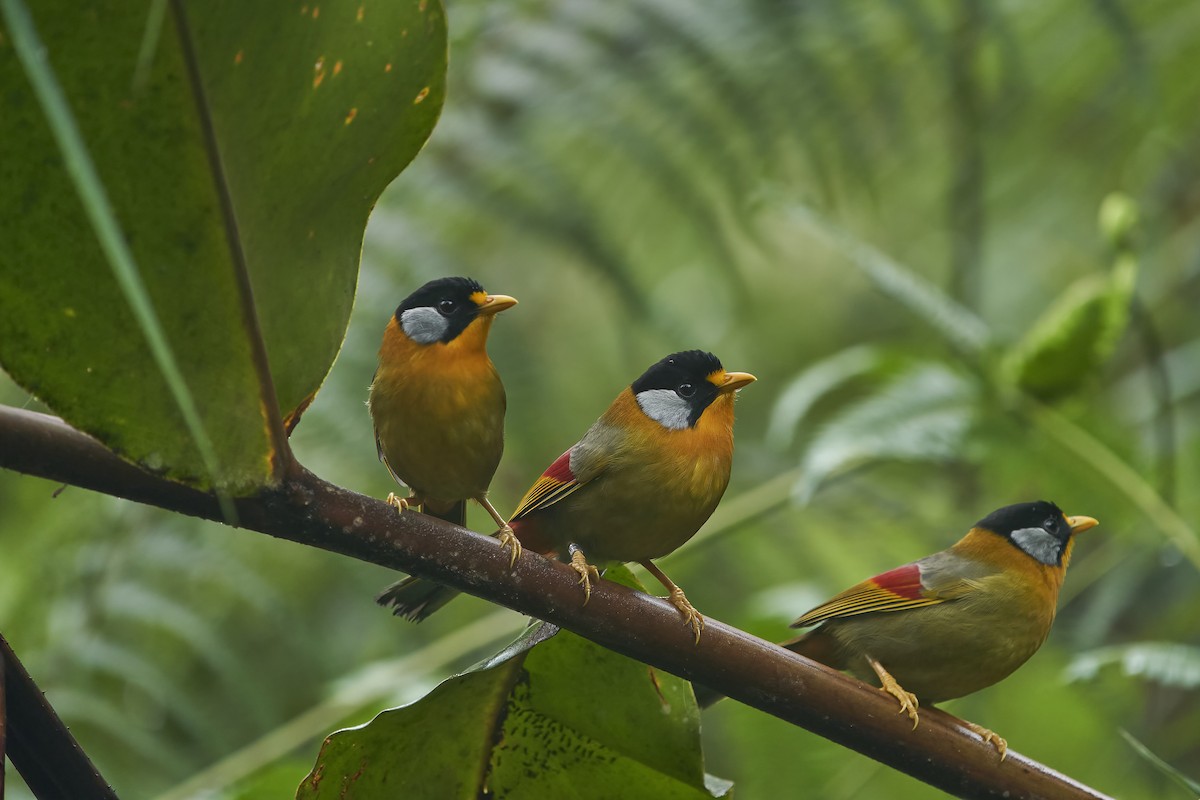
left=369, top=357, right=505, bottom=507
left=826, top=588, right=1055, bottom=703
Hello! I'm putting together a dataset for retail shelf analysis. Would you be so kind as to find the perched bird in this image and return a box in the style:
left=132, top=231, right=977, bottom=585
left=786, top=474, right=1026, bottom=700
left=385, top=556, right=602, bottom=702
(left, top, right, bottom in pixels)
left=765, top=501, right=1098, bottom=758
left=367, top=276, right=519, bottom=557
left=378, top=349, right=756, bottom=641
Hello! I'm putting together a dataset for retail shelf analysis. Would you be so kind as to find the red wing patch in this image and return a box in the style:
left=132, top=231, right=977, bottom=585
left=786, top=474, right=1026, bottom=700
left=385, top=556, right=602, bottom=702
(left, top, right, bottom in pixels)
left=867, top=564, right=925, bottom=600
left=542, top=449, right=575, bottom=483
left=791, top=562, right=945, bottom=629
left=509, top=448, right=586, bottom=521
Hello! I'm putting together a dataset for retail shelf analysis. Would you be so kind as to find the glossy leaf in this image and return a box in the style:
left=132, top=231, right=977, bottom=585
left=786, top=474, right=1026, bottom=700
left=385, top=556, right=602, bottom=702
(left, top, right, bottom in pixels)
left=0, top=0, right=446, bottom=492
left=298, top=569, right=730, bottom=800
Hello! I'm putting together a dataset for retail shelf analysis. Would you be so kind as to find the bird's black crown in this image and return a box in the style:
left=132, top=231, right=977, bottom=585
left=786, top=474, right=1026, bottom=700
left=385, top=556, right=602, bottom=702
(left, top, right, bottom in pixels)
left=632, top=350, right=723, bottom=393
left=977, top=500, right=1068, bottom=541
left=394, top=277, right=486, bottom=343
left=631, top=350, right=725, bottom=428
left=396, top=277, right=484, bottom=316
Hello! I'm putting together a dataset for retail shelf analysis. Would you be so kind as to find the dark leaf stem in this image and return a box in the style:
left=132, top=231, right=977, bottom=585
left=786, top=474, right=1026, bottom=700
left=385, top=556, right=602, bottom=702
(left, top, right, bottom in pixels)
left=0, top=632, right=119, bottom=800
left=0, top=405, right=1113, bottom=800
left=167, top=0, right=293, bottom=478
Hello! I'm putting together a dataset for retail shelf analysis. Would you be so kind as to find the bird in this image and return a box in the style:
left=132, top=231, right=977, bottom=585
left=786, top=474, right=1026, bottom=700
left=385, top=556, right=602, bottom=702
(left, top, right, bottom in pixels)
left=367, top=276, right=519, bottom=558
left=770, top=500, right=1097, bottom=759
left=377, top=349, right=756, bottom=641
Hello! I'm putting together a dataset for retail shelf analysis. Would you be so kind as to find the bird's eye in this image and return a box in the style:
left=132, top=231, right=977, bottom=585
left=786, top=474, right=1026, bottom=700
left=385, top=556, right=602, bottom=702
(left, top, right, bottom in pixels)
left=1042, top=516, right=1059, bottom=533
left=437, top=299, right=458, bottom=316
left=677, top=383, right=696, bottom=398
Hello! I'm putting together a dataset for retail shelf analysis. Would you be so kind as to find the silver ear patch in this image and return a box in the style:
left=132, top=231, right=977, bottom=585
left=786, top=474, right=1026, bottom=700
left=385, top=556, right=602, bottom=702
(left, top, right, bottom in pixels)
left=1010, top=526, right=1062, bottom=565
left=400, top=307, right=449, bottom=345
left=635, top=389, right=691, bottom=430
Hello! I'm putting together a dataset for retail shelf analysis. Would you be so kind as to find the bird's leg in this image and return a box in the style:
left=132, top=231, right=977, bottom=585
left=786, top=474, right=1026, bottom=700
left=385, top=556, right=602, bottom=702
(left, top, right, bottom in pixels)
left=386, top=492, right=422, bottom=514
left=639, top=560, right=704, bottom=644
left=478, top=495, right=521, bottom=568
left=567, top=543, right=600, bottom=605
left=963, top=720, right=1008, bottom=761
left=867, top=656, right=920, bottom=730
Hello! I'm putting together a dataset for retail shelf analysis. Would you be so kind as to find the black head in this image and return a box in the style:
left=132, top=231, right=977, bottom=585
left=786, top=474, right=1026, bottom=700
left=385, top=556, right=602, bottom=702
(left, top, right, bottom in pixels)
left=394, top=277, right=487, bottom=345
left=976, top=500, right=1075, bottom=566
left=630, top=350, right=727, bottom=430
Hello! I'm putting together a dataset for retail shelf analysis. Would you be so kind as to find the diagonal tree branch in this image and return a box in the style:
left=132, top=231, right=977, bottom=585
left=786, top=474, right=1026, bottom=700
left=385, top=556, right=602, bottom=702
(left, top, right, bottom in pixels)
left=1, top=642, right=6, bottom=797
left=1, top=632, right=118, bottom=800
left=0, top=405, right=1113, bottom=800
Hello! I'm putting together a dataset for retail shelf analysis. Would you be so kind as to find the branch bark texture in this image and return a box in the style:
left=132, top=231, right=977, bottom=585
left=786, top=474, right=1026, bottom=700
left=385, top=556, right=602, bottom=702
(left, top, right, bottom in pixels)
left=0, top=632, right=118, bottom=800
left=0, top=405, right=1113, bottom=800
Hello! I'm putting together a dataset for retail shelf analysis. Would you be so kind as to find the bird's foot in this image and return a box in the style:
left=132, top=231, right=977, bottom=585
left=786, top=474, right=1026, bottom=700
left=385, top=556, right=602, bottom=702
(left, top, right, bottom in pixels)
left=868, top=657, right=920, bottom=730
left=497, top=525, right=522, bottom=568
left=385, top=492, right=416, bottom=513
left=964, top=721, right=1007, bottom=761
left=637, top=560, right=704, bottom=645
left=666, top=586, right=704, bottom=644
left=569, top=547, right=600, bottom=605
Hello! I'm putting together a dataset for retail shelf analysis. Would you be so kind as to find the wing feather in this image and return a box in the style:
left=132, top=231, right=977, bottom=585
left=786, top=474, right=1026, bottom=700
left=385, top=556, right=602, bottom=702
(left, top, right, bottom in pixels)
left=792, top=563, right=951, bottom=629
left=510, top=449, right=586, bottom=520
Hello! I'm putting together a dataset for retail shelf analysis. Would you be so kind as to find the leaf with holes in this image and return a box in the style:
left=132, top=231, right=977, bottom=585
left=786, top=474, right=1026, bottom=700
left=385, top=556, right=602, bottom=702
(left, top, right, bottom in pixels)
left=0, top=0, right=446, bottom=492
left=297, top=568, right=731, bottom=800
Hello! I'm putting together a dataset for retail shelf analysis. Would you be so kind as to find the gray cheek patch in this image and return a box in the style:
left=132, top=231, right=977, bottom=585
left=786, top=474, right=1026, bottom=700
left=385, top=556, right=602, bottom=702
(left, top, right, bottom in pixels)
left=1010, top=526, right=1062, bottom=565
left=635, top=389, right=691, bottom=430
left=400, top=307, right=449, bottom=344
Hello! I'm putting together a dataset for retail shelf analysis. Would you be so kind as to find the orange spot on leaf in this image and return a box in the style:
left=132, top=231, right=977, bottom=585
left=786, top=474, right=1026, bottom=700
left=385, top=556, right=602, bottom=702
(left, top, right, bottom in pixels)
left=311, top=6, right=319, bottom=18
left=333, top=60, right=343, bottom=76
left=356, top=5, right=364, bottom=21
left=418, top=0, right=427, bottom=11
left=313, top=56, right=326, bottom=89
left=414, top=86, right=430, bottom=104
left=384, top=62, right=392, bottom=73
left=234, top=49, right=244, bottom=65
left=344, top=107, right=358, bottom=125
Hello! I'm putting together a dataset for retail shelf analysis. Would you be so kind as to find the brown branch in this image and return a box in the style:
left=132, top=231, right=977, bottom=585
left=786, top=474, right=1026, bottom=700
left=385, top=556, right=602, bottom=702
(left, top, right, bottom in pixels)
left=1, top=641, right=6, bottom=798
left=0, top=405, right=1113, bottom=800
left=0, top=632, right=118, bottom=800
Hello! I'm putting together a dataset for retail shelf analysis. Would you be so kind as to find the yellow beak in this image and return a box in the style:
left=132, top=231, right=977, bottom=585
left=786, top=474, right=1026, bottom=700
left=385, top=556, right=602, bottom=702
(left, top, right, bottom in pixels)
left=477, top=294, right=518, bottom=316
left=1067, top=515, right=1099, bottom=535
left=718, top=371, right=756, bottom=394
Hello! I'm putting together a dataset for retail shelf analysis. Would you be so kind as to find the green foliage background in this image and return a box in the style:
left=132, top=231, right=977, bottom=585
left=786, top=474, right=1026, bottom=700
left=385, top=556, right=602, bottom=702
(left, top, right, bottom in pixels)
left=3, top=0, right=1200, bottom=797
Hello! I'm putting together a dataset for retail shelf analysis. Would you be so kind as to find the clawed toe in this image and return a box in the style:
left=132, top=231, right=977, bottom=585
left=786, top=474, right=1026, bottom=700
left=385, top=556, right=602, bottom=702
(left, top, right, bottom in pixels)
left=498, top=526, right=522, bottom=567
left=964, top=721, right=1008, bottom=761
left=569, top=548, right=600, bottom=605
left=667, top=587, right=704, bottom=644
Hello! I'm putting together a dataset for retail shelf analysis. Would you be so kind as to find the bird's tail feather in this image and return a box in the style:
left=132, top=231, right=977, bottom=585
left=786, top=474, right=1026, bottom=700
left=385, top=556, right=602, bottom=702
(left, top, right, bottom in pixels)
left=425, top=499, right=467, bottom=528
left=376, top=576, right=462, bottom=621
left=375, top=499, right=466, bottom=621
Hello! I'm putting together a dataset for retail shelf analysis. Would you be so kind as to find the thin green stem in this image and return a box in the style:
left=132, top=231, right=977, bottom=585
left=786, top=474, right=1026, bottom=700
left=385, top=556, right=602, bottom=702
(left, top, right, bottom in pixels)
left=1027, top=400, right=1200, bottom=571
left=1, top=0, right=235, bottom=521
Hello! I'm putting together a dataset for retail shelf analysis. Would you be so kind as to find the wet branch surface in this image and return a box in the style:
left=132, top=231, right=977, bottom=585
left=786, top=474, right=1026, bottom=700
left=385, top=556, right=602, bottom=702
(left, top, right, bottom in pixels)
left=0, top=632, right=118, bottom=800
left=0, top=405, right=1113, bottom=800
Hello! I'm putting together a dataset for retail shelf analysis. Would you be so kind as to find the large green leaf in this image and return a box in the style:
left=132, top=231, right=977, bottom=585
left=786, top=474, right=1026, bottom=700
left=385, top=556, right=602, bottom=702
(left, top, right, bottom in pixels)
left=297, top=569, right=731, bottom=800
left=0, top=0, right=445, bottom=492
